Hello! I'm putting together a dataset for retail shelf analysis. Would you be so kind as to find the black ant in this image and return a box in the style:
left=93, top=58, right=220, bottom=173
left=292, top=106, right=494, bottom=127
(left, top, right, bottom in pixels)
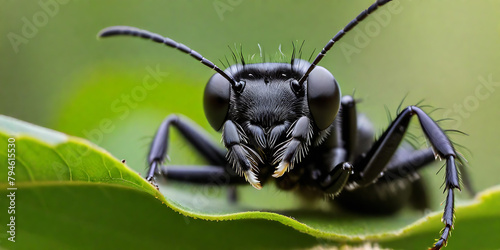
left=98, top=0, right=472, bottom=248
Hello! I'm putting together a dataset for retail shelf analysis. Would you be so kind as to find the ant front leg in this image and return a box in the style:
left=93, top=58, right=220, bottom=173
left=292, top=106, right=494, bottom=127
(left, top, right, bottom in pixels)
left=319, top=96, right=358, bottom=195
left=147, top=115, right=229, bottom=182
left=349, top=106, right=461, bottom=250
left=272, top=116, right=314, bottom=178
left=222, top=120, right=262, bottom=189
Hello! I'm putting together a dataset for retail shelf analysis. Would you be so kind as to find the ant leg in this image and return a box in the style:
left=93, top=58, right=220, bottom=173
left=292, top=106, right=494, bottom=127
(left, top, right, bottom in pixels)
left=349, top=106, right=461, bottom=250
left=338, top=95, right=358, bottom=162
left=330, top=95, right=375, bottom=168
left=273, top=116, right=313, bottom=178
left=382, top=147, right=435, bottom=181
left=363, top=140, right=473, bottom=195
left=158, top=165, right=245, bottom=185
left=318, top=96, right=358, bottom=194
left=319, top=162, right=353, bottom=195
left=222, top=120, right=262, bottom=189
left=160, top=165, right=244, bottom=203
left=147, top=115, right=227, bottom=182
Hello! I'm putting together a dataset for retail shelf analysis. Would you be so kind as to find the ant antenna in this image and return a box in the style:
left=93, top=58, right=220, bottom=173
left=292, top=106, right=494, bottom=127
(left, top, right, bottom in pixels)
left=298, top=0, right=393, bottom=85
left=98, top=26, right=237, bottom=86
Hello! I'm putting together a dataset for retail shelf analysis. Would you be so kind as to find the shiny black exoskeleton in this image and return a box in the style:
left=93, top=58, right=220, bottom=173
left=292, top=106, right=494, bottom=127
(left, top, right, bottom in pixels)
left=98, top=0, right=472, bottom=249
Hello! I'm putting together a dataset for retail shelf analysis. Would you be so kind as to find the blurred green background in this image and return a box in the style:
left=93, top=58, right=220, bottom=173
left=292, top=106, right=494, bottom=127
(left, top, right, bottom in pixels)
left=1, top=0, right=499, bottom=248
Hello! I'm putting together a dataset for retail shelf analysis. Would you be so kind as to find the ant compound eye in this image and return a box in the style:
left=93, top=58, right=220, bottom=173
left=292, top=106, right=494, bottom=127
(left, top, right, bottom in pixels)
left=204, top=73, right=231, bottom=131
left=290, top=79, right=303, bottom=95
left=234, top=80, right=246, bottom=93
left=307, top=66, right=341, bottom=130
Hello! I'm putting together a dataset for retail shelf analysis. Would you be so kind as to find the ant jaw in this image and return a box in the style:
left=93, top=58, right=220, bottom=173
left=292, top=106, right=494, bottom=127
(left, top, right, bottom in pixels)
left=244, top=170, right=262, bottom=190
left=272, top=161, right=290, bottom=178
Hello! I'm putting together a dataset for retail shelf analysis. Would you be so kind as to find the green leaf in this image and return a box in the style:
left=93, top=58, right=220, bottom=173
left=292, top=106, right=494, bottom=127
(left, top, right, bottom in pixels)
left=0, top=115, right=498, bottom=250
left=0, top=115, right=162, bottom=197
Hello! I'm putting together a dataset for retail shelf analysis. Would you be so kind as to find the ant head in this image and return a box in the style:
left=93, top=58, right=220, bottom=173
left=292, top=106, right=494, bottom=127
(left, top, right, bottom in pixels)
left=204, top=60, right=340, bottom=132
